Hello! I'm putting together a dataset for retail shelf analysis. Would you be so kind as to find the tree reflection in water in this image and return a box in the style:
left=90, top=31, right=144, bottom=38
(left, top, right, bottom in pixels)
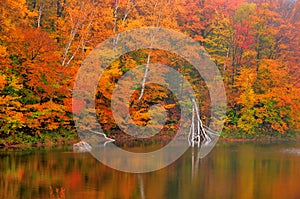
left=1, top=143, right=300, bottom=199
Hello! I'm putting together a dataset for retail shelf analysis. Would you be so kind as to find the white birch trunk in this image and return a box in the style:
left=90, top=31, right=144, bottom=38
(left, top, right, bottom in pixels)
left=37, top=5, right=43, bottom=28
left=138, top=0, right=162, bottom=100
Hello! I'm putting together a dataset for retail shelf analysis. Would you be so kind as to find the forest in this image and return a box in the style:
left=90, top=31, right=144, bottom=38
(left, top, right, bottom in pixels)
left=0, top=0, right=299, bottom=146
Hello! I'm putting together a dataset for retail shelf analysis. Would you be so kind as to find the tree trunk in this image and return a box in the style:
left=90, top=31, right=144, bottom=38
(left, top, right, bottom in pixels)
left=57, top=0, right=62, bottom=17
left=37, top=5, right=43, bottom=28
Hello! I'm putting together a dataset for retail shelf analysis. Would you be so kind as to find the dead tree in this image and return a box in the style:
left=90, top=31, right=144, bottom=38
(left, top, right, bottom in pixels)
left=188, top=98, right=219, bottom=147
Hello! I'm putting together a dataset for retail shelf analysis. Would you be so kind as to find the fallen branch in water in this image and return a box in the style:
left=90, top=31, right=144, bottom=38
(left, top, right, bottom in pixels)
left=89, top=130, right=115, bottom=142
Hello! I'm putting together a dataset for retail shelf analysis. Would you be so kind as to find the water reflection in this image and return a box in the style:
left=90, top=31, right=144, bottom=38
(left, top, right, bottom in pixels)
left=1, top=142, right=300, bottom=199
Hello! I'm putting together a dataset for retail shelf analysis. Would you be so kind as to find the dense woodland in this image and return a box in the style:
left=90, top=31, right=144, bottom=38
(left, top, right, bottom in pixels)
left=0, top=0, right=299, bottom=145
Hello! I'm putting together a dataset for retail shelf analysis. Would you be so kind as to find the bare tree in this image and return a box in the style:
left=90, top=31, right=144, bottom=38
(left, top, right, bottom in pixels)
left=188, top=98, right=219, bottom=147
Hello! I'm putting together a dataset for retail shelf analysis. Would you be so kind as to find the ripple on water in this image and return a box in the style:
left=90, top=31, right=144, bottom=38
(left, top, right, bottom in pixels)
left=282, top=148, right=300, bottom=155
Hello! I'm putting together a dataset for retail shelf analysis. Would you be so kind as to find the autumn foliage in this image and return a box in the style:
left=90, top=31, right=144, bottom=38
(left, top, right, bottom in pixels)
left=0, top=0, right=299, bottom=144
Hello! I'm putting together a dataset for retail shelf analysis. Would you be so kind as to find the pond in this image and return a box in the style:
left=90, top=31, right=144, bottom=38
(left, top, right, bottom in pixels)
left=1, top=141, right=300, bottom=199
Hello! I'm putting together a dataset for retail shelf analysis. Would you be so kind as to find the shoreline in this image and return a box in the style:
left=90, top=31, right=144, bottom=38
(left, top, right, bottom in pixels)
left=219, top=137, right=298, bottom=143
left=0, top=139, right=79, bottom=150
left=1, top=135, right=299, bottom=150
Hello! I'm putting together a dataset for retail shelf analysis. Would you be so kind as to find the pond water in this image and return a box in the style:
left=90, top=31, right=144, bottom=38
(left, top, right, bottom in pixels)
left=1, top=141, right=300, bottom=199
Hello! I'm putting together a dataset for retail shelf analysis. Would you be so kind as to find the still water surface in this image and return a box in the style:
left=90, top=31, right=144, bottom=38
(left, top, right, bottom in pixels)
left=1, top=142, right=300, bottom=199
